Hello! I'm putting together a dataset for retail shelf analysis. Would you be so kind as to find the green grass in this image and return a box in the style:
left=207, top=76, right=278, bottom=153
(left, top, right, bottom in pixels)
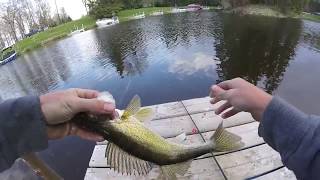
left=117, top=7, right=173, bottom=22
left=15, top=16, right=96, bottom=54
left=229, top=5, right=286, bottom=18
left=14, top=7, right=178, bottom=54
left=300, top=12, right=320, bottom=22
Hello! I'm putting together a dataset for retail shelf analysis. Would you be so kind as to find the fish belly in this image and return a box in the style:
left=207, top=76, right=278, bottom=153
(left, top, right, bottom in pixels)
left=110, top=122, right=182, bottom=164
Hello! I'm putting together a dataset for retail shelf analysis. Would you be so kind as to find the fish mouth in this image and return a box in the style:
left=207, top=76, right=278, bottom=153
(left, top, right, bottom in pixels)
left=115, top=109, right=124, bottom=119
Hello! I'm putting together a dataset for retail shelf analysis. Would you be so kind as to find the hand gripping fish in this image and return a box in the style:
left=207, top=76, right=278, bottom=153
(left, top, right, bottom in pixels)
left=73, top=92, right=244, bottom=178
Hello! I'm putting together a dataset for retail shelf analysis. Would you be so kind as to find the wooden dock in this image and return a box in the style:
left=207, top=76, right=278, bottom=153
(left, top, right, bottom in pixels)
left=84, top=96, right=297, bottom=180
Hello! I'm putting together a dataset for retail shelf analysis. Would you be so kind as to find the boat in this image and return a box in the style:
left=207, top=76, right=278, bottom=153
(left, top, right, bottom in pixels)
left=131, top=12, right=145, bottom=19
left=171, top=8, right=187, bottom=13
left=187, top=4, right=202, bottom=12
left=69, top=24, right=85, bottom=36
left=151, top=10, right=164, bottom=16
left=96, top=16, right=119, bottom=28
left=0, top=46, right=17, bottom=65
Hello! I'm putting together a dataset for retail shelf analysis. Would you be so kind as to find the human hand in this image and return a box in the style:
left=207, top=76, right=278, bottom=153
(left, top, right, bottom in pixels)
left=40, top=89, right=116, bottom=141
left=210, top=78, right=272, bottom=121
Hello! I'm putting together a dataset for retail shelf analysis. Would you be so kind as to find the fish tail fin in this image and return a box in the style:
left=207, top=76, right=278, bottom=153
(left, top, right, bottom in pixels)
left=158, top=161, right=192, bottom=179
left=210, top=122, right=244, bottom=151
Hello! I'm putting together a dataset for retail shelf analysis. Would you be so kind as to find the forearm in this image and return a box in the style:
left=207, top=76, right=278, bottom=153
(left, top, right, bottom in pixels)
left=258, top=97, right=320, bottom=179
left=0, top=96, right=48, bottom=171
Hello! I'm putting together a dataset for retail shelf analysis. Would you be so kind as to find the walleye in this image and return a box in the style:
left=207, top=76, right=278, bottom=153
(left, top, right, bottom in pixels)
left=73, top=92, right=244, bottom=177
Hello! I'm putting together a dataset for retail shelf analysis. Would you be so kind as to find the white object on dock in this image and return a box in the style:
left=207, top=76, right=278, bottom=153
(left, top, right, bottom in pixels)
left=96, top=17, right=119, bottom=28
left=151, top=10, right=164, bottom=16
left=131, top=12, right=145, bottom=20
left=171, top=8, right=187, bottom=13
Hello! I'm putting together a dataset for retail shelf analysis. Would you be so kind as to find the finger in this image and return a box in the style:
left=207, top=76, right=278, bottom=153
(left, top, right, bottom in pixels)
left=74, top=89, right=99, bottom=99
left=210, top=98, right=220, bottom=104
left=217, top=80, right=234, bottom=90
left=210, top=85, right=233, bottom=103
left=70, top=125, right=104, bottom=141
left=215, top=102, right=232, bottom=115
left=210, top=85, right=226, bottom=98
left=221, top=108, right=240, bottom=119
left=75, top=98, right=116, bottom=115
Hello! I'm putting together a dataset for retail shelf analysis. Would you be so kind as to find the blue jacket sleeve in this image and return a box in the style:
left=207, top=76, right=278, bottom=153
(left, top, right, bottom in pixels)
left=0, top=96, right=48, bottom=171
left=258, top=97, right=320, bottom=179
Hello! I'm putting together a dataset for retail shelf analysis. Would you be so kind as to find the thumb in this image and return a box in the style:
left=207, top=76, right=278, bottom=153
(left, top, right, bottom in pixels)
left=75, top=98, right=116, bottom=114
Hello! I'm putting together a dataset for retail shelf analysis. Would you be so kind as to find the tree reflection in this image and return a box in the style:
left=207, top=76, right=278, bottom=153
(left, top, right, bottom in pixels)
left=215, top=14, right=302, bottom=93
left=93, top=21, right=149, bottom=78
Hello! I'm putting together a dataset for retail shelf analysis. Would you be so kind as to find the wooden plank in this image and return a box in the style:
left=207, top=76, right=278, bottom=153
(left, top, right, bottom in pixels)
left=255, top=167, right=296, bottom=180
left=144, top=115, right=196, bottom=138
left=202, top=122, right=264, bottom=155
left=85, top=158, right=225, bottom=180
left=90, top=122, right=263, bottom=167
left=182, top=96, right=225, bottom=114
left=146, top=101, right=188, bottom=120
left=216, top=144, right=283, bottom=179
left=195, top=122, right=263, bottom=158
left=191, top=111, right=255, bottom=133
left=89, top=145, right=108, bottom=167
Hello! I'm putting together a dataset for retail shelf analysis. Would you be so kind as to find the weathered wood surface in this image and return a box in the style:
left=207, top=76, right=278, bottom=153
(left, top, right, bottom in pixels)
left=85, top=97, right=295, bottom=180
left=255, top=167, right=296, bottom=180
left=216, top=144, right=284, bottom=179
left=85, top=158, right=225, bottom=180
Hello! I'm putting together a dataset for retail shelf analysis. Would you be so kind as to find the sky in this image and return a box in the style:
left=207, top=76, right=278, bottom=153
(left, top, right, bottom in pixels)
left=48, top=0, right=87, bottom=20
left=0, top=0, right=87, bottom=20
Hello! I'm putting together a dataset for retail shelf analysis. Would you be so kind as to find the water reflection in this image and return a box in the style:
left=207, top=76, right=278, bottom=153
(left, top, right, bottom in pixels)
left=168, top=52, right=218, bottom=77
left=215, top=14, right=302, bottom=93
left=1, top=12, right=320, bottom=179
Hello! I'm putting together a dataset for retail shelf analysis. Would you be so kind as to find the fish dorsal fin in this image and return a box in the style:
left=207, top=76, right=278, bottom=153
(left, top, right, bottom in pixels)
left=211, top=122, right=244, bottom=151
left=159, top=161, right=192, bottom=179
left=133, top=108, right=154, bottom=122
left=123, top=95, right=141, bottom=118
left=105, top=142, right=152, bottom=175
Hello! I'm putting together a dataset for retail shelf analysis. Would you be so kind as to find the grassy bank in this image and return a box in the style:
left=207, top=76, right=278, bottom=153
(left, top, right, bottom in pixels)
left=15, top=16, right=96, bottom=54
left=300, top=12, right=320, bottom=22
left=118, top=7, right=173, bottom=22
left=15, top=5, right=320, bottom=54
left=14, top=7, right=176, bottom=54
left=228, top=5, right=286, bottom=18
left=230, top=4, right=320, bottom=23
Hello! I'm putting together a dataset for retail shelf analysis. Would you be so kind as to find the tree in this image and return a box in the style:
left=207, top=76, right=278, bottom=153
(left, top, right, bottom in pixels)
left=0, top=1, right=19, bottom=42
left=34, top=0, right=51, bottom=28
left=88, top=0, right=124, bottom=19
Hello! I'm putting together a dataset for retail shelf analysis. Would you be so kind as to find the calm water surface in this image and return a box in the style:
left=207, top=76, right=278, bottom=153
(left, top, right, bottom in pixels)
left=1, top=11, right=320, bottom=179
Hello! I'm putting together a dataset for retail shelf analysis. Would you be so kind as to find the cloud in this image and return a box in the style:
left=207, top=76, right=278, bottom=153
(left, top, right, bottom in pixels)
left=168, top=52, right=218, bottom=77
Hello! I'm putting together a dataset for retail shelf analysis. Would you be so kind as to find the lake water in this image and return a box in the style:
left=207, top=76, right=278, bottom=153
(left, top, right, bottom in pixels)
left=1, top=11, right=320, bottom=179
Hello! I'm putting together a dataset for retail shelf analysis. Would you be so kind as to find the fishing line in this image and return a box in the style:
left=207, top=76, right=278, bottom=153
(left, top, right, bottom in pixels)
left=119, top=77, right=132, bottom=107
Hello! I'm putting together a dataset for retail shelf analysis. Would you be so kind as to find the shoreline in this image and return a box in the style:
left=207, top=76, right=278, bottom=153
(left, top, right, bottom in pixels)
left=14, top=5, right=320, bottom=55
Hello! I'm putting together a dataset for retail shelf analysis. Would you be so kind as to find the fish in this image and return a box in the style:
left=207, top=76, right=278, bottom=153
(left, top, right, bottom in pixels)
left=73, top=92, right=244, bottom=178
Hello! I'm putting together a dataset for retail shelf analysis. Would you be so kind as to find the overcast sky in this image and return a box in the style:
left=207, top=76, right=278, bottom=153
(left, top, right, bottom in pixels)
left=48, top=0, right=87, bottom=20
left=0, top=0, right=87, bottom=20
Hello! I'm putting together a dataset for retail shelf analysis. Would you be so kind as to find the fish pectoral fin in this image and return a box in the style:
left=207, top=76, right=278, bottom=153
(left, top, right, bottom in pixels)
left=133, top=108, right=154, bottom=122
left=105, top=142, right=152, bottom=176
left=159, top=161, right=192, bottom=179
left=211, top=122, right=245, bottom=151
